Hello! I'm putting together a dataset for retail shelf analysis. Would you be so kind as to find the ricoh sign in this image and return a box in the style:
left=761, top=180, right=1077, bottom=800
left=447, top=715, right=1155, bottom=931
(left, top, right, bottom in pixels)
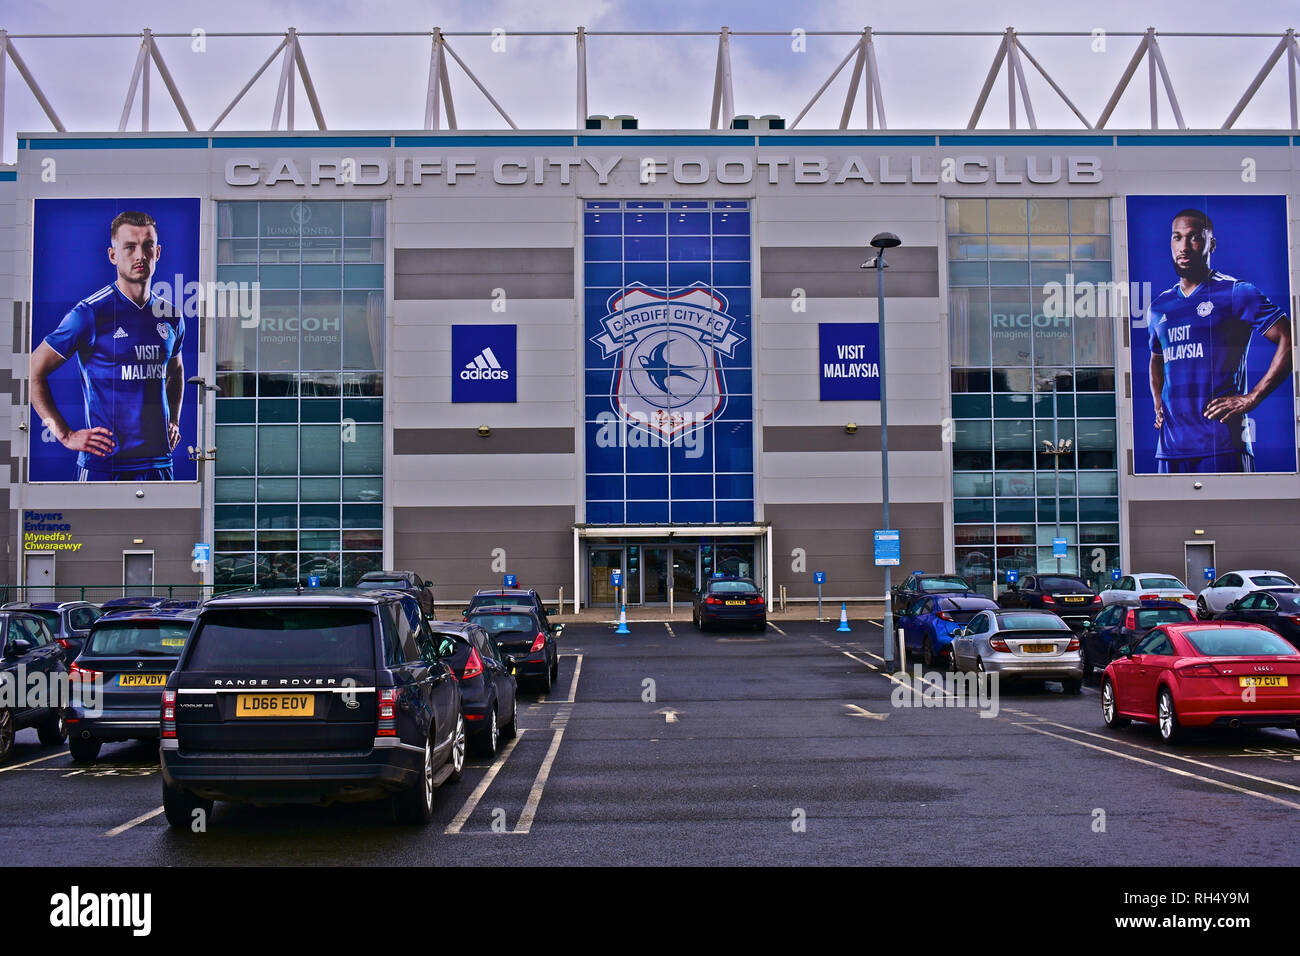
left=223, top=153, right=1103, bottom=188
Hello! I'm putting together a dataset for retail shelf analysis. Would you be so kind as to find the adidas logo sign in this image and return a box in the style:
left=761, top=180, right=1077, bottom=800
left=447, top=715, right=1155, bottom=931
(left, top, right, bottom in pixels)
left=460, top=347, right=509, bottom=381
left=113, top=327, right=129, bottom=339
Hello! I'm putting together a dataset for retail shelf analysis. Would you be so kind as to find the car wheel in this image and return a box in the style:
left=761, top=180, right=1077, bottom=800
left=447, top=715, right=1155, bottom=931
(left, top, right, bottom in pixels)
left=393, top=736, right=436, bottom=824
left=1080, top=645, right=1094, bottom=680
left=1101, top=679, right=1130, bottom=729
left=922, top=637, right=935, bottom=671
left=1196, top=597, right=1209, bottom=620
left=500, top=693, right=518, bottom=741
left=948, top=646, right=959, bottom=673
left=446, top=714, right=466, bottom=783
left=550, top=653, right=559, bottom=683
left=1157, top=688, right=1183, bottom=744
left=162, top=781, right=214, bottom=829
left=37, top=711, right=67, bottom=746
left=68, top=735, right=101, bottom=763
left=1060, top=678, right=1082, bottom=695
left=0, top=708, right=14, bottom=763
left=538, top=662, right=553, bottom=695
left=474, top=705, right=500, bottom=758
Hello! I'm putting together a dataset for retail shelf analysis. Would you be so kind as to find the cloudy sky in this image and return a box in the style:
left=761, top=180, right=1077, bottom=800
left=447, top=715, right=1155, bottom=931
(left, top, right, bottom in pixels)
left=1, top=0, right=1297, bottom=160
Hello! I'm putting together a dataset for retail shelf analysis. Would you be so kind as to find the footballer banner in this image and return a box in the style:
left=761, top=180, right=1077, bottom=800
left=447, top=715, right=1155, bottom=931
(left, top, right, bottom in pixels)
left=1126, top=195, right=1296, bottom=475
left=29, top=198, right=202, bottom=482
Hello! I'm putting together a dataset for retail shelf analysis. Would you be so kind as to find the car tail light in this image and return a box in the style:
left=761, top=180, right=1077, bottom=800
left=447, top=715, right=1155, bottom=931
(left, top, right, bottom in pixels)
left=1183, top=593, right=1195, bottom=601
left=56, top=638, right=73, bottom=650
left=161, top=690, right=176, bottom=739
left=70, top=661, right=102, bottom=683
left=748, top=596, right=765, bottom=605
left=1066, top=637, right=1079, bottom=651
left=1124, top=610, right=1137, bottom=630
left=989, top=638, right=1011, bottom=652
left=530, top=632, right=547, bottom=652
left=1178, top=663, right=1221, bottom=678
left=378, top=688, right=398, bottom=737
left=1290, top=615, right=1300, bottom=625
left=1041, top=595, right=1055, bottom=604
left=1139, top=593, right=1159, bottom=602
left=462, top=648, right=484, bottom=680
left=704, top=595, right=721, bottom=605
left=937, top=611, right=954, bottom=621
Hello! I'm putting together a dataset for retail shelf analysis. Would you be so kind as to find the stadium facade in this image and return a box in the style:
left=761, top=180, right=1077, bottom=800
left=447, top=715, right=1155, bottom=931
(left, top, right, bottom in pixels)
left=0, top=129, right=1297, bottom=607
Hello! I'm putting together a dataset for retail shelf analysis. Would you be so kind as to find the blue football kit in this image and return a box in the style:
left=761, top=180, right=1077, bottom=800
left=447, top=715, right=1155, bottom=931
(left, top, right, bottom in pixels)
left=1146, top=272, right=1286, bottom=472
left=44, top=283, right=184, bottom=480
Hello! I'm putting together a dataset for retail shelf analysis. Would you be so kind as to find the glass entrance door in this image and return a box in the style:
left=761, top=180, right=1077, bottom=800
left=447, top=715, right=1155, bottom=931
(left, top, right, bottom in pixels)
left=671, top=549, right=698, bottom=605
left=643, top=548, right=670, bottom=604
left=589, top=548, right=622, bottom=606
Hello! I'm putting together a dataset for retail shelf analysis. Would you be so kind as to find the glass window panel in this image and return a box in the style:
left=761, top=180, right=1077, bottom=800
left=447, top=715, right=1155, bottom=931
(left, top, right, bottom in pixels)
left=1076, top=394, right=1116, bottom=417
left=344, top=264, right=385, bottom=288
left=217, top=372, right=257, bottom=398
left=1069, top=261, right=1112, bottom=283
left=257, top=504, right=296, bottom=529
left=1072, top=313, right=1114, bottom=367
left=259, top=203, right=300, bottom=238
left=256, top=552, right=298, bottom=586
left=1079, top=498, right=1119, bottom=522
left=1030, top=287, right=1073, bottom=366
left=947, top=261, right=988, bottom=286
left=1074, top=368, right=1115, bottom=392
left=1070, top=236, right=1111, bottom=260
left=215, top=531, right=254, bottom=551
left=956, top=548, right=995, bottom=593
left=993, top=393, right=1034, bottom=417
left=301, top=399, right=342, bottom=423
left=257, top=398, right=297, bottom=423
left=300, top=291, right=342, bottom=370
left=954, top=473, right=993, bottom=497
left=301, top=425, right=341, bottom=474
left=954, top=525, right=994, bottom=546
left=995, top=471, right=1035, bottom=496
left=342, top=552, right=384, bottom=586
left=1077, top=471, right=1119, bottom=496
left=343, top=477, right=382, bottom=502
left=344, top=201, right=385, bottom=237
left=995, top=525, right=1036, bottom=545
left=343, top=291, right=384, bottom=369
left=343, top=530, right=383, bottom=550
left=947, top=198, right=987, bottom=235
left=258, top=372, right=299, bottom=397
left=299, top=553, right=341, bottom=587
left=1076, top=419, right=1116, bottom=452
left=1070, top=198, right=1110, bottom=234
left=988, top=261, right=1030, bottom=284
left=948, top=288, right=991, bottom=366
left=215, top=553, right=255, bottom=588
left=256, top=478, right=297, bottom=501
left=1029, top=198, right=1069, bottom=233
left=986, top=236, right=1029, bottom=260
left=1080, top=524, right=1120, bottom=544
left=954, top=499, right=994, bottom=523
left=995, top=498, right=1035, bottom=521
left=987, top=199, right=1028, bottom=234
left=1028, top=236, right=1070, bottom=260
left=301, top=477, right=341, bottom=501
left=342, top=398, right=382, bottom=422
left=994, top=419, right=1033, bottom=450
left=947, top=236, right=988, bottom=260
left=1035, top=419, right=1076, bottom=449
left=342, top=372, right=382, bottom=396
left=259, top=265, right=300, bottom=288
left=302, top=237, right=342, bottom=263
left=1040, top=498, right=1077, bottom=522
left=301, top=372, right=341, bottom=397
left=990, top=289, right=1031, bottom=365
left=954, top=420, right=992, bottom=451
left=952, top=394, right=991, bottom=418
left=301, top=504, right=340, bottom=529
left=217, top=238, right=260, bottom=265
left=1036, top=526, right=1077, bottom=546
left=215, top=425, right=255, bottom=477
left=218, top=202, right=259, bottom=237
left=301, top=201, right=342, bottom=237
left=343, top=504, right=382, bottom=528
left=1030, top=261, right=1071, bottom=288
left=301, top=531, right=341, bottom=551
left=952, top=368, right=991, bottom=393
left=258, top=237, right=298, bottom=263
left=215, top=504, right=255, bottom=529
left=344, top=238, right=384, bottom=263
left=992, top=367, right=1034, bottom=392
left=258, top=530, right=298, bottom=551
left=215, top=478, right=254, bottom=503
left=257, top=425, right=298, bottom=475
left=343, top=424, right=382, bottom=475
left=258, top=290, right=300, bottom=371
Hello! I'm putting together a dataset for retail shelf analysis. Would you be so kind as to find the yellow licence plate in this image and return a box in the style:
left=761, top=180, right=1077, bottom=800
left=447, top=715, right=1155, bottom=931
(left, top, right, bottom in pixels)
left=235, top=693, right=316, bottom=717
left=1239, top=676, right=1289, bottom=688
left=725, top=600, right=747, bottom=606
left=1022, top=644, right=1055, bottom=653
left=1063, top=596, right=1086, bottom=603
left=118, top=674, right=168, bottom=687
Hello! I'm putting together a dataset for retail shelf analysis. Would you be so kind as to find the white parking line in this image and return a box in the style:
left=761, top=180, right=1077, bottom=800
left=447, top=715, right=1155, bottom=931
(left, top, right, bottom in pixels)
left=444, top=731, right=527, bottom=835
left=767, top=622, right=787, bottom=636
left=1013, top=722, right=1300, bottom=811
left=0, top=752, right=65, bottom=774
left=560, top=653, right=583, bottom=705
left=104, top=806, right=164, bottom=837
left=513, top=726, right=566, bottom=834
left=664, top=623, right=676, bottom=639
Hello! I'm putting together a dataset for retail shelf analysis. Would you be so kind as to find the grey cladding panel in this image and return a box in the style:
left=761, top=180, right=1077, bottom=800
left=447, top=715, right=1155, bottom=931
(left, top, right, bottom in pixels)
left=761, top=246, right=938, bottom=298
left=394, top=428, right=576, bottom=455
left=395, top=248, right=574, bottom=300
left=763, top=425, right=941, bottom=453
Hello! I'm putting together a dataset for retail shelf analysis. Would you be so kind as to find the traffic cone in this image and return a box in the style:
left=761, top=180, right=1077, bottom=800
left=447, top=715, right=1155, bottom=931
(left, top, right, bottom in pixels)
left=615, top=603, right=631, bottom=634
left=836, top=602, right=851, bottom=632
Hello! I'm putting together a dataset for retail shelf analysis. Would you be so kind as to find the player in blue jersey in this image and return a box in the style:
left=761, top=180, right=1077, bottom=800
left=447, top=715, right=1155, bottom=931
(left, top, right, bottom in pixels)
left=1146, top=209, right=1292, bottom=473
left=29, top=210, right=185, bottom=481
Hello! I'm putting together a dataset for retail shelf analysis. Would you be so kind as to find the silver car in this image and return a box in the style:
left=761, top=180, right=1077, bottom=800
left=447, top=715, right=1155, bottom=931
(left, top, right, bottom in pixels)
left=950, top=609, right=1082, bottom=692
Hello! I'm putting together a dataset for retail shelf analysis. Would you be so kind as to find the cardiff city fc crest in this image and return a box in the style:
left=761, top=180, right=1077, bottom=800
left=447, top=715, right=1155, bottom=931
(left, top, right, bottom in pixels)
left=590, top=282, right=745, bottom=440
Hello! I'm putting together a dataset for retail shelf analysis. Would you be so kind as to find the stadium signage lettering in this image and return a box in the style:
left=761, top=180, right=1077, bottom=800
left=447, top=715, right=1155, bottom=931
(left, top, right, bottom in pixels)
left=23, top=511, right=82, bottom=552
left=225, top=154, right=1103, bottom=187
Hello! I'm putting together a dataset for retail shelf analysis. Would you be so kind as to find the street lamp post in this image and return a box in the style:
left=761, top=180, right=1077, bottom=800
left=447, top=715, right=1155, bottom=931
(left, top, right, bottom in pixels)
left=863, top=231, right=901, bottom=669
left=186, top=376, right=220, bottom=597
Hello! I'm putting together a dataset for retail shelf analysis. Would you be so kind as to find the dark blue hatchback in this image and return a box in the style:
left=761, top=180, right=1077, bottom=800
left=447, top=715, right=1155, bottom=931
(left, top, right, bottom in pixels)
left=65, top=607, right=197, bottom=762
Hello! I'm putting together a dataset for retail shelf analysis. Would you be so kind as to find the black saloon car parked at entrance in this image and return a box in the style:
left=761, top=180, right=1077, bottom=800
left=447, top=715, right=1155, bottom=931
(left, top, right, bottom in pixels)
left=693, top=577, right=766, bottom=632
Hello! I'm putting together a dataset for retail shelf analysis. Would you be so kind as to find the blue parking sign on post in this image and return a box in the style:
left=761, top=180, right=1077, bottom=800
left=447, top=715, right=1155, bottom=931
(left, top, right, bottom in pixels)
left=813, top=571, right=826, bottom=584
left=192, top=543, right=210, bottom=563
left=1112, top=569, right=1122, bottom=581
left=873, top=530, right=900, bottom=567
left=308, top=575, right=320, bottom=588
left=504, top=574, right=517, bottom=588
left=1006, top=569, right=1019, bottom=584
left=610, top=570, right=622, bottom=588
left=1052, top=537, right=1068, bottom=558
left=1204, top=567, right=1216, bottom=581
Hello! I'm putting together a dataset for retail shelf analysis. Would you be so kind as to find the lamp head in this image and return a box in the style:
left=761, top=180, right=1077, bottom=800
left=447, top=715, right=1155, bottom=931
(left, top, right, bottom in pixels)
left=870, top=231, right=902, bottom=250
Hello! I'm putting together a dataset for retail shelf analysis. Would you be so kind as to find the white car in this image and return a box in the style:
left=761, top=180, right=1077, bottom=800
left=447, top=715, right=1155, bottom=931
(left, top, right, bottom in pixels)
left=1196, top=569, right=1299, bottom=619
left=1099, top=573, right=1196, bottom=612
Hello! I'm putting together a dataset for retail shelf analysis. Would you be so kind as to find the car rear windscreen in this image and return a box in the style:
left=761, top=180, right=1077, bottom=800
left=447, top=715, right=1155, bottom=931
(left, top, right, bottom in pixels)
left=469, top=613, right=536, bottom=636
left=88, top=622, right=193, bottom=655
left=709, top=581, right=759, bottom=594
left=186, top=608, right=376, bottom=668
left=921, top=577, right=970, bottom=591
left=356, top=579, right=409, bottom=590
left=1251, top=575, right=1297, bottom=587
left=998, top=613, right=1070, bottom=631
left=1136, top=607, right=1194, bottom=629
left=24, top=609, right=60, bottom=629
left=1039, top=577, right=1091, bottom=591
left=1184, top=628, right=1298, bottom=657
left=1137, top=577, right=1185, bottom=590
left=1273, top=593, right=1300, bottom=611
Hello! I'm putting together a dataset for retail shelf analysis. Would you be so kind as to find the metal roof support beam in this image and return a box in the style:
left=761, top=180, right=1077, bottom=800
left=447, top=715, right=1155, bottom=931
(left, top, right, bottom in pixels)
left=0, top=33, right=64, bottom=140
left=1014, top=36, right=1093, bottom=128
left=209, top=36, right=287, bottom=131
left=271, top=29, right=296, bottom=130
left=967, top=29, right=1010, bottom=128
left=438, top=32, right=458, bottom=129
left=1095, top=31, right=1150, bottom=128
left=709, top=26, right=735, bottom=129
left=1222, top=30, right=1300, bottom=129
left=424, top=29, right=444, bottom=129
left=440, top=36, right=517, bottom=128
left=864, top=28, right=887, bottom=129
left=118, top=29, right=151, bottom=131
left=575, top=26, right=587, bottom=129
left=791, top=33, right=865, bottom=129
left=1096, top=27, right=1184, bottom=129
left=1007, top=31, right=1035, bottom=129
left=838, top=31, right=867, bottom=130
left=1148, top=30, right=1185, bottom=128
left=148, top=31, right=196, bottom=130
left=293, top=34, right=326, bottom=129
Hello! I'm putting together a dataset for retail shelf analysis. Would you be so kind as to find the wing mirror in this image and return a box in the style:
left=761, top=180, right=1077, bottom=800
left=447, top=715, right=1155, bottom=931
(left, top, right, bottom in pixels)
left=553, top=623, right=565, bottom=635
left=5, top=638, right=32, bottom=657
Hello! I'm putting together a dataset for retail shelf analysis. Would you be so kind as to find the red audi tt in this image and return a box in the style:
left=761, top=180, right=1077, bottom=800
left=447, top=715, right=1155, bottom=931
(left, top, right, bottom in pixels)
left=1101, top=622, right=1300, bottom=744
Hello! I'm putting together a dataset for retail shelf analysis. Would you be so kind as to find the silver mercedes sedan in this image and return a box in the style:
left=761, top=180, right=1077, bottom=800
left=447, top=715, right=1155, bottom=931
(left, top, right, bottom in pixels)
left=950, top=609, right=1083, bottom=693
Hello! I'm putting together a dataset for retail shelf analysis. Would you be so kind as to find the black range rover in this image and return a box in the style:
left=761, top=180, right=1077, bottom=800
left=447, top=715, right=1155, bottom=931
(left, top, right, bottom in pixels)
left=160, top=588, right=465, bottom=826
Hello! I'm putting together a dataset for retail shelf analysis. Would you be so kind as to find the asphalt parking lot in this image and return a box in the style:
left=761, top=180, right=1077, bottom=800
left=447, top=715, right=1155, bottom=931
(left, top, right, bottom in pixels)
left=4, top=616, right=1300, bottom=866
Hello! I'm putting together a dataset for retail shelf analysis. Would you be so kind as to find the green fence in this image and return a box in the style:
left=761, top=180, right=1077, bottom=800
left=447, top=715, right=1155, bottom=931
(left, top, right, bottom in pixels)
left=0, top=584, right=245, bottom=605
